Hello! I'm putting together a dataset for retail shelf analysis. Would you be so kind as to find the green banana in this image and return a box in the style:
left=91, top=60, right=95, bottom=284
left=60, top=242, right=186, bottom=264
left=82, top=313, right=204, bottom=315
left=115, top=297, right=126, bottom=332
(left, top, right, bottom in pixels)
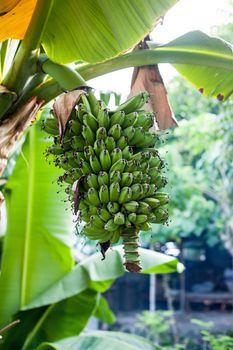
left=109, top=182, right=121, bottom=202
left=153, top=192, right=169, bottom=205
left=135, top=214, right=148, bottom=224
left=82, top=125, right=95, bottom=145
left=116, top=136, right=128, bottom=150
left=84, top=145, right=95, bottom=159
left=149, top=155, right=164, bottom=168
left=80, top=94, right=91, bottom=112
left=94, top=139, right=105, bottom=156
left=90, top=215, right=105, bottom=229
left=138, top=222, right=151, bottom=231
left=141, top=183, right=150, bottom=197
left=125, top=160, right=140, bottom=173
left=90, top=155, right=102, bottom=173
left=122, top=146, right=133, bottom=160
left=110, top=110, right=125, bottom=127
left=122, top=126, right=135, bottom=141
left=137, top=132, right=158, bottom=148
left=97, top=108, right=110, bottom=129
left=143, top=197, right=160, bottom=208
left=83, top=112, right=98, bottom=131
left=132, top=171, right=143, bottom=183
left=152, top=207, right=169, bottom=223
left=123, top=201, right=139, bottom=212
left=98, top=207, right=112, bottom=222
left=104, top=219, right=119, bottom=232
left=128, top=213, right=137, bottom=223
left=114, top=212, right=125, bottom=225
left=110, top=148, right=122, bottom=164
left=69, top=119, right=82, bottom=134
left=120, top=172, right=133, bottom=187
left=107, top=202, right=120, bottom=214
left=119, top=187, right=132, bottom=204
left=80, top=160, right=92, bottom=175
left=99, top=149, right=111, bottom=171
left=141, top=175, right=151, bottom=184
left=87, top=173, right=99, bottom=189
left=87, top=188, right=100, bottom=206
left=86, top=90, right=99, bottom=113
left=108, top=124, right=122, bottom=140
left=111, top=229, right=121, bottom=244
left=140, top=161, right=150, bottom=173
left=109, top=159, right=127, bottom=173
left=105, top=136, right=116, bottom=153
left=116, top=91, right=150, bottom=114
left=109, top=170, right=121, bottom=184
left=138, top=201, right=151, bottom=214
left=134, top=112, right=154, bottom=130
left=130, top=127, right=145, bottom=146
left=80, top=208, right=92, bottom=222
left=131, top=184, right=143, bottom=200
left=98, top=171, right=109, bottom=186
left=96, top=127, right=107, bottom=140
left=47, top=144, right=67, bottom=155
left=121, top=112, right=138, bottom=128
left=99, top=184, right=110, bottom=204
left=71, top=136, right=85, bottom=150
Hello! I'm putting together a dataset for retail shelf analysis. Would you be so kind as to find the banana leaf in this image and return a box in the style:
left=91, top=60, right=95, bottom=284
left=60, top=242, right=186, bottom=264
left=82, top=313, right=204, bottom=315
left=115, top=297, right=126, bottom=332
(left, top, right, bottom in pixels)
left=1, top=289, right=99, bottom=350
left=22, top=246, right=183, bottom=310
left=1, top=245, right=182, bottom=349
left=75, top=31, right=233, bottom=101
left=0, top=0, right=178, bottom=64
left=93, top=296, right=116, bottom=325
left=0, top=122, right=74, bottom=327
left=36, top=331, right=160, bottom=350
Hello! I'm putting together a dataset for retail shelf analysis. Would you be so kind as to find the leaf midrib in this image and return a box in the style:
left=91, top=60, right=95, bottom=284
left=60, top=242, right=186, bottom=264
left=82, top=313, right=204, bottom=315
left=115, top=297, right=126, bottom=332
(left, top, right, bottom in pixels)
left=21, top=127, right=35, bottom=306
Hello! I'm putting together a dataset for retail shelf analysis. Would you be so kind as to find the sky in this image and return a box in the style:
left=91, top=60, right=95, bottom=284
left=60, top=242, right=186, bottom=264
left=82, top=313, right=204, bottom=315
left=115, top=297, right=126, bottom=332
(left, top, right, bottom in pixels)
left=89, top=0, right=231, bottom=98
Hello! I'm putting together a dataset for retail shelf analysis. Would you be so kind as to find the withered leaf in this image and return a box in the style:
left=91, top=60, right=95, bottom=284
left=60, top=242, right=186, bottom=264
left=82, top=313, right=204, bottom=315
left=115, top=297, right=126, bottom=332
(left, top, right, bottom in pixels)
left=100, top=240, right=111, bottom=260
left=73, top=175, right=85, bottom=215
left=129, top=41, right=178, bottom=131
left=53, top=90, right=86, bottom=141
left=0, top=97, right=43, bottom=176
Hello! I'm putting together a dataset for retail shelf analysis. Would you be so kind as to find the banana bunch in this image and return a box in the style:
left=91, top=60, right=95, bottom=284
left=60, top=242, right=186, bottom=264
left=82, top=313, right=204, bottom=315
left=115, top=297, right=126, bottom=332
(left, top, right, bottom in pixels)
left=43, top=90, right=169, bottom=272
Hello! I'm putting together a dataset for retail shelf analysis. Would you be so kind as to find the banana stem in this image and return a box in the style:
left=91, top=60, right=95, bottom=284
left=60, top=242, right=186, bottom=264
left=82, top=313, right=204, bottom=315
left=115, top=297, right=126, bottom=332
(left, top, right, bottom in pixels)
left=121, top=229, right=141, bottom=273
left=3, top=0, right=54, bottom=93
left=42, top=59, right=86, bottom=91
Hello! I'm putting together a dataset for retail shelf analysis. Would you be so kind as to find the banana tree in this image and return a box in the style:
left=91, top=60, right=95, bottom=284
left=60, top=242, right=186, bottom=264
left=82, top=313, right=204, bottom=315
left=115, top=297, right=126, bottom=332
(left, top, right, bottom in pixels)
left=0, top=1, right=233, bottom=349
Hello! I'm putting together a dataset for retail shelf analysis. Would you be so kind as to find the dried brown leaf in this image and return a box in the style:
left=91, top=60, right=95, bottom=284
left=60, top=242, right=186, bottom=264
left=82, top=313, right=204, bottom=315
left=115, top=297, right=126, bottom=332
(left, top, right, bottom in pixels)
left=129, top=41, right=178, bottom=131
left=53, top=90, right=86, bottom=141
left=0, top=97, right=43, bottom=176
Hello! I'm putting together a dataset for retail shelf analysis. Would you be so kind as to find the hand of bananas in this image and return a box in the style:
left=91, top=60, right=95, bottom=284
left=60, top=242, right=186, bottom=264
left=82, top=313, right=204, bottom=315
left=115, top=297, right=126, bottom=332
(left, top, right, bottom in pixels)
left=42, top=90, right=169, bottom=272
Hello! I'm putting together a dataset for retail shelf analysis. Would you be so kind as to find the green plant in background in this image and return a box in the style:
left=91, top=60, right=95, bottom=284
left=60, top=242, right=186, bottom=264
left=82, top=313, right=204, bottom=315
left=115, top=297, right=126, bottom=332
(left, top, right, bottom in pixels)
left=136, top=310, right=174, bottom=345
left=142, top=76, right=233, bottom=252
left=191, top=319, right=233, bottom=350
left=136, top=312, right=233, bottom=350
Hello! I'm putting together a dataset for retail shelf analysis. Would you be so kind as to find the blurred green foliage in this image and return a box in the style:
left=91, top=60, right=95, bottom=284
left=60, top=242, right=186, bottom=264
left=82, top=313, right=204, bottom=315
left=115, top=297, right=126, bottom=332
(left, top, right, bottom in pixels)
left=143, top=75, right=233, bottom=252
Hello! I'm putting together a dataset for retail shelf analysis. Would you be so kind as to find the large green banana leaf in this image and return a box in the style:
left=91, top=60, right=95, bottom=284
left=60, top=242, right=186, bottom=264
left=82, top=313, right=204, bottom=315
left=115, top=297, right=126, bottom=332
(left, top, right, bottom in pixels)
left=1, top=289, right=99, bottom=350
left=23, top=246, right=183, bottom=310
left=36, top=331, right=159, bottom=350
left=0, top=123, right=74, bottom=327
left=36, top=31, right=233, bottom=104
left=0, top=1, right=177, bottom=64
left=149, top=31, right=233, bottom=100
left=1, top=245, right=181, bottom=349
left=41, top=0, right=178, bottom=64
